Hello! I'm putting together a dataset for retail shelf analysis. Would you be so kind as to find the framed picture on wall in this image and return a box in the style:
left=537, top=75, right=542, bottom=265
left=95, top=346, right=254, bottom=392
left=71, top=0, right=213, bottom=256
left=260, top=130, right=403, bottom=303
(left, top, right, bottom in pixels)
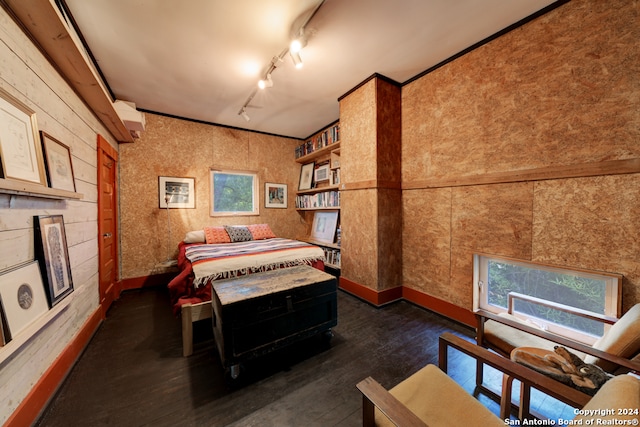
left=34, top=215, right=74, bottom=307
left=310, top=210, right=339, bottom=244
left=298, top=162, right=315, bottom=191
left=0, top=261, right=49, bottom=341
left=0, top=88, right=47, bottom=185
left=159, top=176, right=195, bottom=208
left=40, top=132, right=76, bottom=192
left=265, top=182, right=287, bottom=208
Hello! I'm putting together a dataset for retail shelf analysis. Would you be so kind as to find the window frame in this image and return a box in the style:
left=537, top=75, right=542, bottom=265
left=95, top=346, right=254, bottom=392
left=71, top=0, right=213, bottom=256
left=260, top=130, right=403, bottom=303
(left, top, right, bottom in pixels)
left=473, top=253, right=622, bottom=345
left=209, top=168, right=259, bottom=217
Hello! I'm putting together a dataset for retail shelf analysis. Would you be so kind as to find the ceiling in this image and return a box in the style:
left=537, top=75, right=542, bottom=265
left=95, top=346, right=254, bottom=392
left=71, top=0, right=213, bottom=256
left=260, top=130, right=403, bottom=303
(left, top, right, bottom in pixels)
left=63, top=0, right=558, bottom=140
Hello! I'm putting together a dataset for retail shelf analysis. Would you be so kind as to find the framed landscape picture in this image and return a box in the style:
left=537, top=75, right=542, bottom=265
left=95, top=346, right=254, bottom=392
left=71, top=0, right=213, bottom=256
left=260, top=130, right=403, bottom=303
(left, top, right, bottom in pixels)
left=265, top=182, right=287, bottom=208
left=159, top=176, right=195, bottom=209
left=0, top=261, right=49, bottom=341
left=34, top=215, right=74, bottom=307
left=0, top=88, right=46, bottom=185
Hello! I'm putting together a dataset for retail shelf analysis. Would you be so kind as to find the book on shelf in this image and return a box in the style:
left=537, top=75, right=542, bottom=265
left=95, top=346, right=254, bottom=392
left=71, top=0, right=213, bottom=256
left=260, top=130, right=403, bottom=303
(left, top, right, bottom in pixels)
left=295, top=191, right=340, bottom=209
left=323, top=247, right=341, bottom=268
left=294, top=124, right=340, bottom=159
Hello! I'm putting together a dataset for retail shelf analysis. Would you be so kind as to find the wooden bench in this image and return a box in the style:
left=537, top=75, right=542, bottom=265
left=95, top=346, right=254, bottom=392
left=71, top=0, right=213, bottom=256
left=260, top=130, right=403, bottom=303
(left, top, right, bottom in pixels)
left=210, top=265, right=337, bottom=379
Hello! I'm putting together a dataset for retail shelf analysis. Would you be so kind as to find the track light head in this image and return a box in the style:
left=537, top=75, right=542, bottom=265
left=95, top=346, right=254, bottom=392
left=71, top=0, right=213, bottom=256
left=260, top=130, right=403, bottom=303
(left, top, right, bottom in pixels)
left=240, top=108, right=250, bottom=122
left=290, top=51, right=303, bottom=69
left=258, top=73, right=273, bottom=89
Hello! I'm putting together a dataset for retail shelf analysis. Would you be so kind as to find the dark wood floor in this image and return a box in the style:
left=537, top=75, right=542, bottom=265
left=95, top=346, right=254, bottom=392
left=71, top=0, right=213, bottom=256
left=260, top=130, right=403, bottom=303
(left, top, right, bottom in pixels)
left=36, top=287, right=574, bottom=426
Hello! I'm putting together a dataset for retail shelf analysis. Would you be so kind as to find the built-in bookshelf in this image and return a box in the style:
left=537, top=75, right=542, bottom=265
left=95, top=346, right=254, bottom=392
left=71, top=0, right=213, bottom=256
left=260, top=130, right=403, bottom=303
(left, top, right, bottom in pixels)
left=295, top=123, right=340, bottom=160
left=296, top=122, right=342, bottom=271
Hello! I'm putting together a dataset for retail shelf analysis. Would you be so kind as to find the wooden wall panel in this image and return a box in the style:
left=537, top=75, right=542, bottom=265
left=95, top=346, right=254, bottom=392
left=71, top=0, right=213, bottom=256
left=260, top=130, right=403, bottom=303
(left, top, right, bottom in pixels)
left=340, top=189, right=378, bottom=289
left=402, top=188, right=452, bottom=299
left=119, top=113, right=306, bottom=279
left=533, top=174, right=640, bottom=311
left=450, top=183, right=534, bottom=308
left=377, top=188, right=402, bottom=290
left=339, top=79, right=377, bottom=184
left=402, top=0, right=639, bottom=185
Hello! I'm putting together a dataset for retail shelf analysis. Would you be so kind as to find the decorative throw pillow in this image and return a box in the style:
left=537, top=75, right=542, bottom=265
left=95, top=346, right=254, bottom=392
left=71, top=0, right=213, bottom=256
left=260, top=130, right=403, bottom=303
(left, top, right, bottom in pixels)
left=183, top=230, right=206, bottom=244
left=204, top=226, right=231, bottom=244
left=247, top=224, right=276, bottom=240
left=224, top=225, right=253, bottom=242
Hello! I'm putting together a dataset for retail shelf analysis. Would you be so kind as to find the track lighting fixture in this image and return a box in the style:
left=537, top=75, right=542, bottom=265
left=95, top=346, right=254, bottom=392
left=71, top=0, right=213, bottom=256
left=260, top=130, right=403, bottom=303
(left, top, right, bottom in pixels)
left=237, top=0, right=325, bottom=123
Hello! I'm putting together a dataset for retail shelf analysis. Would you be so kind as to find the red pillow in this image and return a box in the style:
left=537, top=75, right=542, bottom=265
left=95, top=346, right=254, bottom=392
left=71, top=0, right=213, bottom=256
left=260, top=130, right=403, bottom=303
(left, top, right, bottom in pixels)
left=247, top=224, right=276, bottom=240
left=204, top=226, right=231, bottom=244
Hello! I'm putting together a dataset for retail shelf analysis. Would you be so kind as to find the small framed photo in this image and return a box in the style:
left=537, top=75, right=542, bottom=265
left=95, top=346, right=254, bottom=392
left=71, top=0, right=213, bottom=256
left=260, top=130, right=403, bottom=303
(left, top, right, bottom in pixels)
left=159, top=176, right=195, bottom=208
left=34, top=215, right=74, bottom=307
left=265, top=182, right=287, bottom=209
left=310, top=210, right=339, bottom=244
left=40, top=132, right=76, bottom=192
left=314, top=164, right=330, bottom=183
left=298, top=162, right=315, bottom=191
left=0, top=88, right=46, bottom=185
left=0, top=261, right=49, bottom=341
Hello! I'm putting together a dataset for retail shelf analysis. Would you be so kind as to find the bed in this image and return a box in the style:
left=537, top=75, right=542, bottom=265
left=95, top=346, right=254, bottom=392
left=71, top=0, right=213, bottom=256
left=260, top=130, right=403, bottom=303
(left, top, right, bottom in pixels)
left=167, top=224, right=326, bottom=356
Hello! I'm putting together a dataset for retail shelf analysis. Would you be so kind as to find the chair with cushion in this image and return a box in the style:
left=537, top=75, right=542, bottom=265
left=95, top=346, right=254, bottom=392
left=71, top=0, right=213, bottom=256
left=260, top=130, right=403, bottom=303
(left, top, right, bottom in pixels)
left=357, top=333, right=640, bottom=427
left=475, top=296, right=640, bottom=418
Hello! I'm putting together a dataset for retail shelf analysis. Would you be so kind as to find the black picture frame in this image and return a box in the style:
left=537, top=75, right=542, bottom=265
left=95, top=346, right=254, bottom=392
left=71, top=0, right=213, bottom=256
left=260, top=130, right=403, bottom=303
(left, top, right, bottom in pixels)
left=298, top=162, right=315, bottom=191
left=34, top=215, right=74, bottom=307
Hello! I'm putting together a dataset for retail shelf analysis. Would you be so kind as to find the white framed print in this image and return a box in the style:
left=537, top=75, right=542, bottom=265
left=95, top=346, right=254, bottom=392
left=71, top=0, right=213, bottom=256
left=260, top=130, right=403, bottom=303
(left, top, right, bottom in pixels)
left=0, top=88, right=46, bottom=185
left=0, top=261, right=49, bottom=341
left=314, top=164, right=330, bottom=183
left=310, top=210, right=339, bottom=244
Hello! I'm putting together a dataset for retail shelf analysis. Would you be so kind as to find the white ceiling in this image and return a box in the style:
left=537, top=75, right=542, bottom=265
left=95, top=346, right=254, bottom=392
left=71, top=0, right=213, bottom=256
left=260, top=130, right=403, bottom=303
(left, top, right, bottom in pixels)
left=63, top=0, right=558, bottom=139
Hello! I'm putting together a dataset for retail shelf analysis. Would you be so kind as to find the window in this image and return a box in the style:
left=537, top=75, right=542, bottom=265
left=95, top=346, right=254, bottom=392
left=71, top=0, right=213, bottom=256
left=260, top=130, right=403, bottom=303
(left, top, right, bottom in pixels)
left=210, top=169, right=259, bottom=216
left=473, top=254, right=621, bottom=344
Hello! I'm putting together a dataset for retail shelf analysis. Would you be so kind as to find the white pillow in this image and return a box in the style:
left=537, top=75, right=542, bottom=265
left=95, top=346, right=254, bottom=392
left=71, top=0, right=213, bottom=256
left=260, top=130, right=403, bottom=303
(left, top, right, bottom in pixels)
left=183, top=230, right=205, bottom=243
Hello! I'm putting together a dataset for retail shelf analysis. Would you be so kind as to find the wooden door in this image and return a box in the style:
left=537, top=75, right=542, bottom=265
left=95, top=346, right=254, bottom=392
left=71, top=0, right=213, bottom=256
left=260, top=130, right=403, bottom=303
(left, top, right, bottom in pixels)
left=97, top=135, right=119, bottom=316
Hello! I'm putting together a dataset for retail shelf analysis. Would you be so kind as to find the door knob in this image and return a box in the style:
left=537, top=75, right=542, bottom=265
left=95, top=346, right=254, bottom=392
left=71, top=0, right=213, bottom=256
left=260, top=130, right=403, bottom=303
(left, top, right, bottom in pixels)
left=103, top=233, right=112, bottom=238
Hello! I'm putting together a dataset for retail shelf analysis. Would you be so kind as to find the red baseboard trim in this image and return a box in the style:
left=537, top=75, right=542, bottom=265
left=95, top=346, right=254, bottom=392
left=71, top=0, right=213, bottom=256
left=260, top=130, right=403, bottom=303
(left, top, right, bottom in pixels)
left=339, top=277, right=475, bottom=328
left=402, top=287, right=476, bottom=327
left=120, top=272, right=175, bottom=291
left=339, top=277, right=403, bottom=306
left=5, top=306, right=103, bottom=427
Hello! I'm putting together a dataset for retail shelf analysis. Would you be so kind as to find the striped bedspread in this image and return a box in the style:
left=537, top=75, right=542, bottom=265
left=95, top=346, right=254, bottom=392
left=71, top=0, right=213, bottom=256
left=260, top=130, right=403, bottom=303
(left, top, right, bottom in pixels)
left=185, top=238, right=325, bottom=288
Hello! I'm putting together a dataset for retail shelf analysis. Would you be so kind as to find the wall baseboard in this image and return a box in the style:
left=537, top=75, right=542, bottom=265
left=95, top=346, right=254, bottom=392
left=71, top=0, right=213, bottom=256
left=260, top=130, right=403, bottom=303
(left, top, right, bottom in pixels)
left=339, top=277, right=475, bottom=328
left=5, top=306, right=103, bottom=427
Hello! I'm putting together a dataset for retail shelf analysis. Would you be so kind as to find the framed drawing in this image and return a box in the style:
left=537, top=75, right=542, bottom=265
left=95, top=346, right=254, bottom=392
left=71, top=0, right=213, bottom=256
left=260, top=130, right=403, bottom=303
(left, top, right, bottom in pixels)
left=310, top=210, right=339, bottom=244
left=314, top=164, right=330, bottom=183
left=265, top=182, right=287, bottom=208
left=40, top=132, right=76, bottom=192
left=298, top=162, right=315, bottom=191
left=0, top=261, right=49, bottom=341
left=34, top=215, right=74, bottom=307
left=159, top=176, right=195, bottom=208
left=0, top=88, right=46, bottom=185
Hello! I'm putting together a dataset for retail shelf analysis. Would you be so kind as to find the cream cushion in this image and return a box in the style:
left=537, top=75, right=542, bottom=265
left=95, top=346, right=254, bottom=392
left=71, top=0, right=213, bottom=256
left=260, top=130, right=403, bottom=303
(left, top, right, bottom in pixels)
left=483, top=313, right=559, bottom=356
left=375, top=364, right=503, bottom=427
left=573, top=374, right=640, bottom=423
left=585, top=304, right=640, bottom=371
left=183, top=230, right=205, bottom=243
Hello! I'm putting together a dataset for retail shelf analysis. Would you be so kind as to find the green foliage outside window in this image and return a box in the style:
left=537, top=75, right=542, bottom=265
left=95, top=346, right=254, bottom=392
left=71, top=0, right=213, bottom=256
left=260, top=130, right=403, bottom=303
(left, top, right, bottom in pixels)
left=487, top=261, right=606, bottom=336
left=211, top=171, right=257, bottom=214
